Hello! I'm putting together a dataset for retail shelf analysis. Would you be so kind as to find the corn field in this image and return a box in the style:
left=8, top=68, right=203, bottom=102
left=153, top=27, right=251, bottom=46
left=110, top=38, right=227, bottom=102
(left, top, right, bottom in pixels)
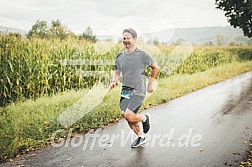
left=0, top=35, right=251, bottom=106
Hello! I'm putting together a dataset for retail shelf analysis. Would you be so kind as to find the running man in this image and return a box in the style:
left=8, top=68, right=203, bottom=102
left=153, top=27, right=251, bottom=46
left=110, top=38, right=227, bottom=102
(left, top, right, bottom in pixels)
left=109, top=28, right=159, bottom=148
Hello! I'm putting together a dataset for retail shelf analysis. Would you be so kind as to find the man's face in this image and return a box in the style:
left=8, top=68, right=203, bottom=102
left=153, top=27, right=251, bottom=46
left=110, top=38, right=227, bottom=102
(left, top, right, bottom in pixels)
left=122, top=32, right=136, bottom=49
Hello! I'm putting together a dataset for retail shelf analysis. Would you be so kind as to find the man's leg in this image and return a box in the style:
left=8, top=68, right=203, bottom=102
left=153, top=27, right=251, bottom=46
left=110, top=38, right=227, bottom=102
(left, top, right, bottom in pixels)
left=120, top=95, right=149, bottom=147
left=124, top=108, right=147, bottom=147
left=124, top=108, right=144, bottom=136
left=127, top=122, right=141, bottom=136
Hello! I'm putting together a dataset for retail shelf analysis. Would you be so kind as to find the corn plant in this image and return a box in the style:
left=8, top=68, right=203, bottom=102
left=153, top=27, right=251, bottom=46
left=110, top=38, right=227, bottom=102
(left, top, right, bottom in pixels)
left=0, top=35, right=251, bottom=106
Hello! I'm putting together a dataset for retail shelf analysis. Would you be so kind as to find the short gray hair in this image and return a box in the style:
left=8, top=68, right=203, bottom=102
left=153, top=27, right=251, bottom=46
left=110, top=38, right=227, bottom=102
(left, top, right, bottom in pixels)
left=122, top=28, right=137, bottom=38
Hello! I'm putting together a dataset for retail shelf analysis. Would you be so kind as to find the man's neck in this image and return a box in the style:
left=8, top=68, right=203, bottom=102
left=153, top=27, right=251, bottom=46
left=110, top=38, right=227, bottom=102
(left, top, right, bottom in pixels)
left=125, top=46, right=137, bottom=54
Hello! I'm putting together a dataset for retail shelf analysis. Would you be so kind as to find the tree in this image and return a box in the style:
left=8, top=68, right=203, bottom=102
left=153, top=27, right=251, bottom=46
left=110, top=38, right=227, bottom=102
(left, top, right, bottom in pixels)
left=247, top=38, right=252, bottom=45
left=228, top=40, right=237, bottom=46
left=50, top=20, right=68, bottom=40
left=146, top=38, right=153, bottom=45
left=79, top=26, right=97, bottom=43
left=204, top=40, right=214, bottom=46
left=27, top=20, right=50, bottom=39
left=153, top=37, right=160, bottom=46
left=215, top=0, right=252, bottom=38
left=27, top=20, right=74, bottom=40
left=216, top=34, right=225, bottom=45
left=172, top=38, right=185, bottom=45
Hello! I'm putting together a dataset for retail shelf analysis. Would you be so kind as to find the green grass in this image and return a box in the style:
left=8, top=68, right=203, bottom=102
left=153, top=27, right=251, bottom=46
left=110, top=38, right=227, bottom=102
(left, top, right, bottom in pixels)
left=0, top=61, right=252, bottom=162
left=143, top=61, right=252, bottom=107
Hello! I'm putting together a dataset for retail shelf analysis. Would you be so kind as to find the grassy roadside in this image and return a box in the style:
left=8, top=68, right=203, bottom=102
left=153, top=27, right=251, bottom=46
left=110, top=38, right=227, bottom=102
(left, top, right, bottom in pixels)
left=239, top=140, right=252, bottom=167
left=143, top=61, right=252, bottom=108
left=0, top=61, right=252, bottom=162
left=240, top=143, right=252, bottom=167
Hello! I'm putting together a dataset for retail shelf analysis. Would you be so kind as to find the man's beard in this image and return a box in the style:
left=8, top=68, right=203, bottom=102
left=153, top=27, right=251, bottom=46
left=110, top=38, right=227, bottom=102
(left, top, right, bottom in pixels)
left=123, top=41, right=131, bottom=49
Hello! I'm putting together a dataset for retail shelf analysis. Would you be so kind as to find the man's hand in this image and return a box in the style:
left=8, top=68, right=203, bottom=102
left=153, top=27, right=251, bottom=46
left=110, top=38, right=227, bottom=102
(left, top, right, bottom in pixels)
left=109, top=81, right=117, bottom=91
left=147, top=78, right=155, bottom=93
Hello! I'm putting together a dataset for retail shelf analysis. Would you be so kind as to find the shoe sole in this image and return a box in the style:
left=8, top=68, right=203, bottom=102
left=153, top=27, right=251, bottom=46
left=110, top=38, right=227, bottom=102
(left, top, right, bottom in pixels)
left=131, top=140, right=146, bottom=148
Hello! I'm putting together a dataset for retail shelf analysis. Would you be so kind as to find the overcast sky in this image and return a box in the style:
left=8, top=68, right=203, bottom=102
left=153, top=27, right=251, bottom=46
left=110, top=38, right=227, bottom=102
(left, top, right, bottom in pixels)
left=0, top=0, right=229, bottom=35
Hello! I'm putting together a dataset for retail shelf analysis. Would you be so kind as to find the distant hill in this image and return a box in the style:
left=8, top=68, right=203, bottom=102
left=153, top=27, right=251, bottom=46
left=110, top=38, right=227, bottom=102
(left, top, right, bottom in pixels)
left=97, top=26, right=250, bottom=45
left=1, top=25, right=249, bottom=45
left=144, top=26, right=250, bottom=45
left=0, top=26, right=27, bottom=35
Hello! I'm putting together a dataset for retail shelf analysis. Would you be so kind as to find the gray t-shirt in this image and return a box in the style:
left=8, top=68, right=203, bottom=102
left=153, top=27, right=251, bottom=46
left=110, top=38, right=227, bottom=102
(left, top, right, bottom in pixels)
left=115, top=48, right=155, bottom=96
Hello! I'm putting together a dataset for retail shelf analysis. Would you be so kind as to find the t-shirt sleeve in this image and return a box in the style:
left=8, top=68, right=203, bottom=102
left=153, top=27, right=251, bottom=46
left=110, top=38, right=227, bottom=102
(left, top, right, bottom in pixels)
left=144, top=52, right=155, bottom=67
left=115, top=59, right=121, bottom=71
left=114, top=53, right=122, bottom=71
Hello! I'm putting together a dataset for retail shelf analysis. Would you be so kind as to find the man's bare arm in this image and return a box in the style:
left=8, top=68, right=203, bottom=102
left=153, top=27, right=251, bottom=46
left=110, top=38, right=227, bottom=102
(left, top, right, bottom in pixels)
left=147, top=63, right=159, bottom=93
left=109, top=70, right=120, bottom=91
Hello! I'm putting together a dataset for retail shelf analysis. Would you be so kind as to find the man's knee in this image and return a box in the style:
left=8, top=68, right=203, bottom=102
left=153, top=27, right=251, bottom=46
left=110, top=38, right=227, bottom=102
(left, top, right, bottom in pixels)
left=124, top=109, right=135, bottom=123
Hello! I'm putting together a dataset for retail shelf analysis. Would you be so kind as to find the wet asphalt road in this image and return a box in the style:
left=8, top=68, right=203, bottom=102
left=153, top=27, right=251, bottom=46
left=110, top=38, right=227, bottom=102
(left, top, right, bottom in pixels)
left=2, top=72, right=252, bottom=167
